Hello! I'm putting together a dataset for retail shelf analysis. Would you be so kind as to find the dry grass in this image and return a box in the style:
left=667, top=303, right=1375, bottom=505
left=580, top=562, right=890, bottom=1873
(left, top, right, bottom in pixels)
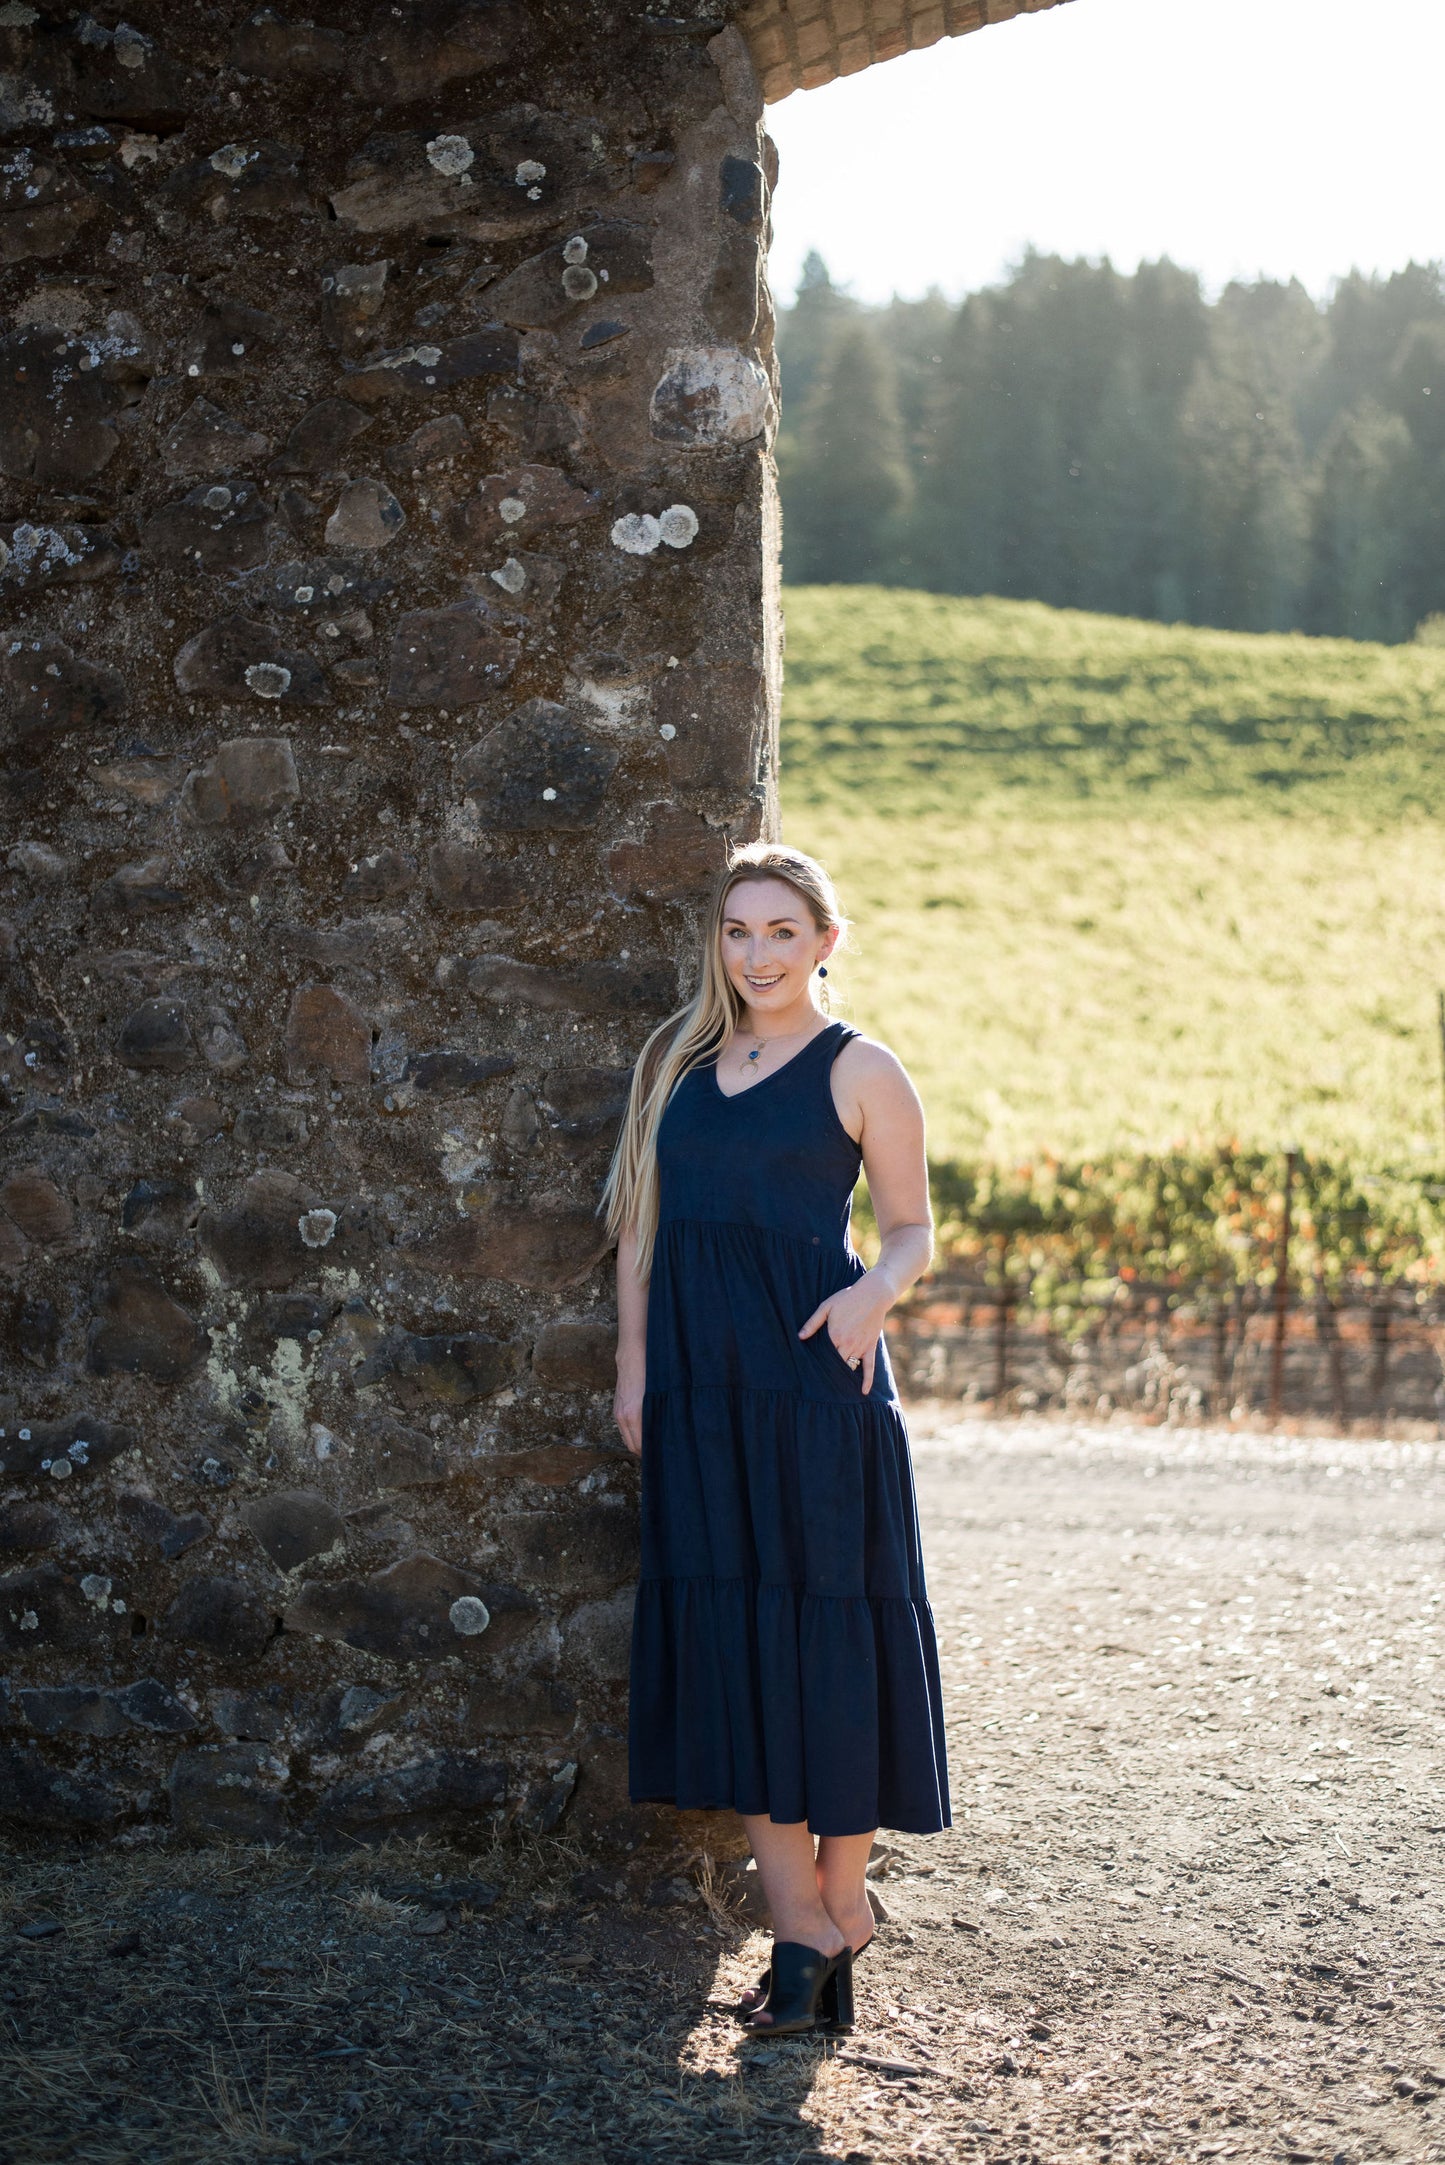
left=694, top=1855, right=749, bottom=1939
left=194, top=2020, right=297, bottom=2159
left=339, top=1889, right=422, bottom=1926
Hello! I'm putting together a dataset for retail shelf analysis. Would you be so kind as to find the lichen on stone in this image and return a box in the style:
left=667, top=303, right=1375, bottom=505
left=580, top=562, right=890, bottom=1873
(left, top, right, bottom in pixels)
left=425, top=134, right=474, bottom=179
left=610, top=512, right=661, bottom=555
left=208, top=143, right=254, bottom=180
left=658, top=504, right=699, bottom=549
left=243, top=661, right=292, bottom=699
left=298, top=1209, right=338, bottom=1249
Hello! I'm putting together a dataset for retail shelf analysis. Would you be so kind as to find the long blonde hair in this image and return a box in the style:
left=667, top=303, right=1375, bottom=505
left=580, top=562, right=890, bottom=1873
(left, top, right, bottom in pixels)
left=602, top=841, right=846, bottom=1277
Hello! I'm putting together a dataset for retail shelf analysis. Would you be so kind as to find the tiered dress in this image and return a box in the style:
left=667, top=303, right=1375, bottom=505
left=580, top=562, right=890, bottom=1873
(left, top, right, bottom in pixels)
left=628, top=1021, right=950, bottom=1837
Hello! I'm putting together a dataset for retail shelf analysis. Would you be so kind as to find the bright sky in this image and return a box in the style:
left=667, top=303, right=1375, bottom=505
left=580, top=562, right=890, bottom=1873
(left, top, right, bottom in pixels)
left=766, top=0, right=1445, bottom=307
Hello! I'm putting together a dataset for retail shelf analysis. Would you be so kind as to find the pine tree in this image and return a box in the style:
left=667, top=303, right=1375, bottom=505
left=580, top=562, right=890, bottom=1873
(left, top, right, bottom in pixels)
left=775, top=251, right=858, bottom=420
left=1071, top=261, right=1208, bottom=620
left=1306, top=399, right=1412, bottom=640
left=876, top=290, right=952, bottom=583
left=1177, top=281, right=1323, bottom=632
left=780, top=317, right=913, bottom=585
left=913, top=287, right=1001, bottom=596
left=1385, top=320, right=1445, bottom=629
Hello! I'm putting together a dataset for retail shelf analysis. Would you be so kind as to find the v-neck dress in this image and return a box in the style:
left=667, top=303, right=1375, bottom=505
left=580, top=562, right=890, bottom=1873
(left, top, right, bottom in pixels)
left=628, top=1020, right=950, bottom=1836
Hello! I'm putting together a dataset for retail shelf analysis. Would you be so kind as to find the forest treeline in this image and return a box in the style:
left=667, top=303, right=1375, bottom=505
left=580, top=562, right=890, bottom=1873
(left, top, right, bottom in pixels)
left=776, top=250, right=1445, bottom=643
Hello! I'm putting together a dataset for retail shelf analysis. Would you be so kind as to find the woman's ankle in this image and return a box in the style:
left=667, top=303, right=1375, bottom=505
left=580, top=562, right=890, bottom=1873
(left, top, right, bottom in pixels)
left=818, top=1892, right=874, bottom=1950
left=769, top=1905, right=846, bottom=1957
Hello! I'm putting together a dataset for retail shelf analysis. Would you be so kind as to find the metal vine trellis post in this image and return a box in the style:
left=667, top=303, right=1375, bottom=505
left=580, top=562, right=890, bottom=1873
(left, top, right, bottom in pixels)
left=1268, top=1149, right=1298, bottom=1424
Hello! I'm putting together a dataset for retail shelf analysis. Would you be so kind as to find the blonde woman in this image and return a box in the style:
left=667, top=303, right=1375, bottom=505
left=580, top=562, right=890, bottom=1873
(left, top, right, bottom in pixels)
left=604, top=842, right=949, bottom=2037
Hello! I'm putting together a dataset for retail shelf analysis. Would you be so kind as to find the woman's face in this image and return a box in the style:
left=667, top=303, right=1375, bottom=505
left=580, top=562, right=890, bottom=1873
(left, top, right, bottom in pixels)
left=719, top=876, right=837, bottom=1016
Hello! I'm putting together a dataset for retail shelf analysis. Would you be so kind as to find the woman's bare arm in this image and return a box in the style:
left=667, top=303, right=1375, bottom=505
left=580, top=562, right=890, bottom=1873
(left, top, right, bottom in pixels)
left=797, top=1040, right=933, bottom=1393
left=614, top=1223, right=648, bottom=1456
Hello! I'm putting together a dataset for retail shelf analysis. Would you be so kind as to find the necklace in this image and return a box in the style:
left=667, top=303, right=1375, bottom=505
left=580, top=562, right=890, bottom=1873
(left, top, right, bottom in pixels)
left=736, top=1020, right=815, bottom=1078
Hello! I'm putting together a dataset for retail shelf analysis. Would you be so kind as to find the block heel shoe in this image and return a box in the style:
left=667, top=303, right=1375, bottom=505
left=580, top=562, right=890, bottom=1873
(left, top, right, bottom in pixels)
left=822, top=1946, right=855, bottom=2035
left=735, top=1933, right=871, bottom=2022
left=740, top=1943, right=854, bottom=2039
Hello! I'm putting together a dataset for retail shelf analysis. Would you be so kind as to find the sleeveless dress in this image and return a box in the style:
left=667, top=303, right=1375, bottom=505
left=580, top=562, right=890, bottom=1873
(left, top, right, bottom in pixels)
left=628, top=1020, right=951, bottom=1837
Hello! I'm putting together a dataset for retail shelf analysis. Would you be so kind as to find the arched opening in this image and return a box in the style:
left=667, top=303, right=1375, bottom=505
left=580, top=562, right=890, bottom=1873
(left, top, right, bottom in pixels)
left=747, top=0, right=1445, bottom=1413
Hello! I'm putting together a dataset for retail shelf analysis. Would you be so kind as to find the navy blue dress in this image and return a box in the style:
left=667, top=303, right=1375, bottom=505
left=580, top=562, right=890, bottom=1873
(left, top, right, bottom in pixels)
left=628, top=1021, right=950, bottom=1837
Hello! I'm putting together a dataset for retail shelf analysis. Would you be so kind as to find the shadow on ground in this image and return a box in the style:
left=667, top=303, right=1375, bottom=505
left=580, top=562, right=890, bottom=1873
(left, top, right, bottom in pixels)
left=0, top=1832, right=853, bottom=2165
left=5, top=1412, right=1445, bottom=2165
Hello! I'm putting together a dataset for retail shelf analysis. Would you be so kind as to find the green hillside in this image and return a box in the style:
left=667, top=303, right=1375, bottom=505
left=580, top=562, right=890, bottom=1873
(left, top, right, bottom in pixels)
left=780, top=588, right=1445, bottom=1171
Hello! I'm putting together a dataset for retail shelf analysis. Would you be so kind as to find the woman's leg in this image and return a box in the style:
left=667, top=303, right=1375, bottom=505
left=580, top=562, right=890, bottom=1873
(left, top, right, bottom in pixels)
left=741, top=1814, right=846, bottom=1966
left=815, top=1829, right=877, bottom=1952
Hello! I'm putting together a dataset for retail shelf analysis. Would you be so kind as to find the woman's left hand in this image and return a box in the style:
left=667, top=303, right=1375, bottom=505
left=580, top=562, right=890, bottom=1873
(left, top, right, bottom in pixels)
left=798, top=1277, right=892, bottom=1392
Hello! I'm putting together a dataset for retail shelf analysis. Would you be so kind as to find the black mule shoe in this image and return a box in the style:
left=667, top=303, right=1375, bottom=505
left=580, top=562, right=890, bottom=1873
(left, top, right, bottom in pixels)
left=821, top=1946, right=855, bottom=2035
left=734, top=1933, right=872, bottom=2022
left=740, top=1943, right=852, bottom=2039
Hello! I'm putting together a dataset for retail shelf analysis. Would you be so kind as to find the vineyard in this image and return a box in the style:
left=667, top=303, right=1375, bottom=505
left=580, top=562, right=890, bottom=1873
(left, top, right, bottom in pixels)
left=780, top=587, right=1445, bottom=1333
left=923, top=1148, right=1445, bottom=1301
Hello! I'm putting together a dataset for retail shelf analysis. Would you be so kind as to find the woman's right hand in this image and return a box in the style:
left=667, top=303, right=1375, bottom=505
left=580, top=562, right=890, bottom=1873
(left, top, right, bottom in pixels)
left=614, top=1225, right=647, bottom=1457
left=615, top=1356, right=645, bottom=1457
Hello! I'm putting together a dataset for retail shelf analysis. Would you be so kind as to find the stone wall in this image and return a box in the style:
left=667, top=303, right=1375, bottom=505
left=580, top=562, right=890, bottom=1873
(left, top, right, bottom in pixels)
left=0, top=0, right=780, bottom=1845
left=738, top=0, right=1072, bottom=101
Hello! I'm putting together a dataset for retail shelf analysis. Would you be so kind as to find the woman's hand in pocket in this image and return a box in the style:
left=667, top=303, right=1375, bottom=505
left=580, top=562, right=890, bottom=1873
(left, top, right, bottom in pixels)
left=615, top=1355, right=645, bottom=1457
left=798, top=1279, right=890, bottom=1393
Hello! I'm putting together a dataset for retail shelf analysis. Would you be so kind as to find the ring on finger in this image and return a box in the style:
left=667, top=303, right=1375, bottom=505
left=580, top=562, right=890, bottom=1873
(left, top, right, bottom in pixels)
left=847, top=1355, right=861, bottom=1369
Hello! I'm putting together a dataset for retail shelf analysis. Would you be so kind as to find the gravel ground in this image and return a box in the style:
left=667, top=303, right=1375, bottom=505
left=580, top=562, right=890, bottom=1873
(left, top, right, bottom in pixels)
left=3, top=1410, right=1443, bottom=2165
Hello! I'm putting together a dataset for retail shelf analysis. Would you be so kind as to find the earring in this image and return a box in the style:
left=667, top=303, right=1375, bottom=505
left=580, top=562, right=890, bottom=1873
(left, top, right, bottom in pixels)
left=818, top=965, right=828, bottom=978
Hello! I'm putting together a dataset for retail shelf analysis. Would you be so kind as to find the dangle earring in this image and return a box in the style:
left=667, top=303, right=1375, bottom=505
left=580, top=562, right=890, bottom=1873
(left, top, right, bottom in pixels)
left=817, top=962, right=829, bottom=1012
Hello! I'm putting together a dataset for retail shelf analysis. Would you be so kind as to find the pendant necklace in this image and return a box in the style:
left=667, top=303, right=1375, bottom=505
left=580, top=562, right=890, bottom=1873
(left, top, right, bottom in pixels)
left=738, top=1021, right=812, bottom=1079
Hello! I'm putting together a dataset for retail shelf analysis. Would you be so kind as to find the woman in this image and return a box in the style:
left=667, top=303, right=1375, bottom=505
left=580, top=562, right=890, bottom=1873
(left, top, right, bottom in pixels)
left=604, top=842, right=949, bottom=2037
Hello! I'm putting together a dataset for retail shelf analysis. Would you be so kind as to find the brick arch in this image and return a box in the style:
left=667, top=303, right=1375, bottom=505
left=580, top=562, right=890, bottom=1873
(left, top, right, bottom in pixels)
left=740, top=0, right=1074, bottom=102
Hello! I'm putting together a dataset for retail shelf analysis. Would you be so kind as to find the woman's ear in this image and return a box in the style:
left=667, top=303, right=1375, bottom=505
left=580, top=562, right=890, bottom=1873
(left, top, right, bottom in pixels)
left=818, top=925, right=841, bottom=964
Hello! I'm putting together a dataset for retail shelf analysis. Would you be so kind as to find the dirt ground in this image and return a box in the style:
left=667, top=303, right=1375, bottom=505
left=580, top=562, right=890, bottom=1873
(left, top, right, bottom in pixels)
left=3, top=1409, right=1443, bottom=2165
